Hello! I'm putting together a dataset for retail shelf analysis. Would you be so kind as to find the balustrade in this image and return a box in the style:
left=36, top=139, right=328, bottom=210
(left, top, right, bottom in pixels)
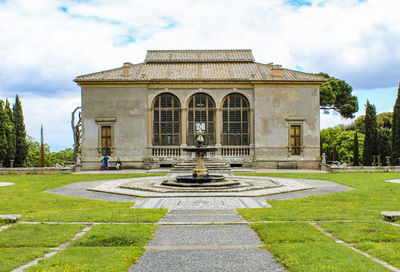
left=152, top=146, right=181, bottom=157
left=151, top=146, right=251, bottom=157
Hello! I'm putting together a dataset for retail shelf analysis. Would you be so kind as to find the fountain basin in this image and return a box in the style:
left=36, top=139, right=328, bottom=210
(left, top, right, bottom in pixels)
left=161, top=177, right=241, bottom=188
left=175, top=174, right=225, bottom=183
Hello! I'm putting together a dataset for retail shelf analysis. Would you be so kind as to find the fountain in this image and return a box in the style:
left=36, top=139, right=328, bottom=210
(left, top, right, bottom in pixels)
left=86, top=128, right=317, bottom=197
left=161, top=129, right=240, bottom=187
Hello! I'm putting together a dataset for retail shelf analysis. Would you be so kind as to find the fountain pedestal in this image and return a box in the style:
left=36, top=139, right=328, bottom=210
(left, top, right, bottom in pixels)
left=193, top=150, right=208, bottom=178
left=164, top=129, right=228, bottom=185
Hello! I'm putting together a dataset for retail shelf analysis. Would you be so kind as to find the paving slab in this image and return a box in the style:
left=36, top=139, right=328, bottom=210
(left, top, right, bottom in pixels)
left=160, top=208, right=245, bottom=223
left=168, top=209, right=238, bottom=215
left=0, top=182, right=14, bottom=187
left=0, top=214, right=22, bottom=223
left=160, top=214, right=245, bottom=223
left=147, top=225, right=262, bottom=248
left=129, top=248, right=285, bottom=272
left=264, top=178, right=353, bottom=200
left=45, top=180, right=137, bottom=202
left=133, top=197, right=270, bottom=209
left=386, top=179, right=400, bottom=184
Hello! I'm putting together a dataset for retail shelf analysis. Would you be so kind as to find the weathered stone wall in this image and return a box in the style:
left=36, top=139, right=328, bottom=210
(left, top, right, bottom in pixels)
left=80, top=83, right=321, bottom=170
left=81, top=85, right=148, bottom=170
left=0, top=167, right=73, bottom=175
left=253, top=84, right=320, bottom=169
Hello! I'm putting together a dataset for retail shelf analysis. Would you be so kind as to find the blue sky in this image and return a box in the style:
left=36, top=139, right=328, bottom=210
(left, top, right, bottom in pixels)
left=0, top=0, right=399, bottom=151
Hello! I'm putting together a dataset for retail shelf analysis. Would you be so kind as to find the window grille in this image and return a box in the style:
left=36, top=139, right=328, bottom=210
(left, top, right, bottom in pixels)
left=101, top=126, right=112, bottom=156
left=187, top=93, right=215, bottom=145
left=153, top=94, right=180, bottom=146
left=290, top=125, right=301, bottom=155
left=222, top=94, right=249, bottom=146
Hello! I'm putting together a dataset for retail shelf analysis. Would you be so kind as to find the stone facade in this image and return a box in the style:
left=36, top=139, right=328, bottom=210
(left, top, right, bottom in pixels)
left=75, top=50, right=325, bottom=170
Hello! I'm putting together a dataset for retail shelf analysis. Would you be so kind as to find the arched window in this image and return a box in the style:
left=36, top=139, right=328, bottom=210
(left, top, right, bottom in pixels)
left=187, top=93, right=215, bottom=145
left=153, top=93, right=180, bottom=146
left=222, top=94, right=249, bottom=146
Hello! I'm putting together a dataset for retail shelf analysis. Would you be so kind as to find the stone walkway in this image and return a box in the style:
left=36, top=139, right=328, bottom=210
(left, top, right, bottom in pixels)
left=129, top=209, right=285, bottom=272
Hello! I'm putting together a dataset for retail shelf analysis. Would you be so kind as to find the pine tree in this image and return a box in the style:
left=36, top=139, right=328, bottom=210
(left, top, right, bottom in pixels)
left=392, top=83, right=400, bottom=165
left=363, top=100, right=378, bottom=166
left=353, top=131, right=359, bottom=166
left=13, top=95, right=28, bottom=167
left=0, top=101, right=8, bottom=165
left=4, top=99, right=16, bottom=167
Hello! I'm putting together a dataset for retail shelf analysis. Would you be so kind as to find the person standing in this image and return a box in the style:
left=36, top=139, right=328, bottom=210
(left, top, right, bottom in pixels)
left=101, top=155, right=109, bottom=170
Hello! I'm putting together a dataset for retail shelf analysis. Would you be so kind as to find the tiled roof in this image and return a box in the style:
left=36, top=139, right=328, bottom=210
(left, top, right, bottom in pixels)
left=75, top=50, right=325, bottom=83
left=144, top=49, right=255, bottom=63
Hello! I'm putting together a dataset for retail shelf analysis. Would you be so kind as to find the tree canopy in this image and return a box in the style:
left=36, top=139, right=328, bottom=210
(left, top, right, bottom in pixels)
left=392, top=83, right=400, bottom=165
left=319, top=73, right=359, bottom=118
left=363, top=101, right=378, bottom=166
left=13, top=95, right=28, bottom=167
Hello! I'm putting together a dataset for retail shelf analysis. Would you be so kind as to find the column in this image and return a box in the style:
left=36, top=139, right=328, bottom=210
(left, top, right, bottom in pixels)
left=181, top=108, right=187, bottom=147
left=215, top=108, right=221, bottom=147
left=249, top=108, right=255, bottom=156
left=146, top=108, right=152, bottom=156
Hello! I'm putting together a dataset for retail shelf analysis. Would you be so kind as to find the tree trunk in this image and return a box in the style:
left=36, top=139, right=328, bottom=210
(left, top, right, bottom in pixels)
left=72, top=106, right=82, bottom=164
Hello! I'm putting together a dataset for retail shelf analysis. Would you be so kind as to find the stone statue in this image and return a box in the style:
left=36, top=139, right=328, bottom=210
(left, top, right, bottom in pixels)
left=196, top=128, right=205, bottom=147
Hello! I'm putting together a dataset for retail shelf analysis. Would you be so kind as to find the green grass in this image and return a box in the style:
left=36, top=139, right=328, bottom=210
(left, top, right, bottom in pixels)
left=0, top=174, right=164, bottom=271
left=0, top=224, right=84, bottom=247
left=319, top=222, right=400, bottom=268
left=319, top=222, right=400, bottom=243
left=0, top=224, right=84, bottom=271
left=71, top=224, right=157, bottom=247
left=27, top=223, right=157, bottom=272
left=0, top=174, right=167, bottom=222
left=251, top=222, right=391, bottom=272
left=26, top=247, right=144, bottom=272
left=238, top=172, right=400, bottom=221
left=0, top=248, right=50, bottom=272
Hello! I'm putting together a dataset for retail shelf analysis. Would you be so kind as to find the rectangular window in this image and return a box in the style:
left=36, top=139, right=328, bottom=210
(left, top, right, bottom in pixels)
left=101, top=126, right=112, bottom=156
left=290, top=125, right=301, bottom=155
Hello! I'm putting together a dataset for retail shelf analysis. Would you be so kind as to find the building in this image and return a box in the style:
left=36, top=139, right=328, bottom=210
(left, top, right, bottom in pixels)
left=74, top=49, right=325, bottom=170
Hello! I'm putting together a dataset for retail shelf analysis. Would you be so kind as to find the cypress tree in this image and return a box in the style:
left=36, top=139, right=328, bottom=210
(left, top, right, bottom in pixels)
left=4, top=99, right=16, bottom=167
left=13, top=95, right=28, bottom=167
left=353, top=131, right=359, bottom=166
left=0, top=101, right=8, bottom=165
left=363, top=100, right=378, bottom=166
left=392, top=83, right=400, bottom=165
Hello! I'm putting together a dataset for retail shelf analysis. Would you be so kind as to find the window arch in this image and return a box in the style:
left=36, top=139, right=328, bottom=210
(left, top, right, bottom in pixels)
left=187, top=93, right=215, bottom=145
left=153, top=93, right=180, bottom=146
left=222, top=93, right=250, bottom=146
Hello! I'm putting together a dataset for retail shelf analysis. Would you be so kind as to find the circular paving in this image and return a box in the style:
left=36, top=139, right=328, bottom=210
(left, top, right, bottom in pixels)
left=87, top=175, right=316, bottom=197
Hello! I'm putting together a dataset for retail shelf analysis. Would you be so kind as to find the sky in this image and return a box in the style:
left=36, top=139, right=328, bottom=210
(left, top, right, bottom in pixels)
left=0, top=0, right=399, bottom=151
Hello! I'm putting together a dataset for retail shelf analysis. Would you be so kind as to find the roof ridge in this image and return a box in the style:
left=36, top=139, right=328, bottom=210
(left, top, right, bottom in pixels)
left=147, top=49, right=252, bottom=52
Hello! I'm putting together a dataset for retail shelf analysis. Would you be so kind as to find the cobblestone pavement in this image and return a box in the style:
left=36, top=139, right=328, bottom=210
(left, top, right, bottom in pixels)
left=134, top=197, right=270, bottom=209
left=129, top=209, right=285, bottom=272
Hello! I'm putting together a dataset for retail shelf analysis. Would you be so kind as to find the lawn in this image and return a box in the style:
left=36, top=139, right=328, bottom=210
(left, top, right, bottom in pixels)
left=0, top=223, right=85, bottom=272
left=319, top=222, right=400, bottom=268
left=1, top=172, right=400, bottom=271
left=239, top=172, right=400, bottom=272
left=0, top=174, right=165, bottom=272
left=27, top=224, right=157, bottom=272
left=238, top=172, right=400, bottom=221
left=0, top=174, right=167, bottom=222
left=251, top=222, right=390, bottom=272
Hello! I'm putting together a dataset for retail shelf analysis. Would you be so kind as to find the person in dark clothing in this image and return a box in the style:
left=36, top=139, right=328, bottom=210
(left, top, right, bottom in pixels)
left=116, top=158, right=122, bottom=170
left=101, top=155, right=109, bottom=170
